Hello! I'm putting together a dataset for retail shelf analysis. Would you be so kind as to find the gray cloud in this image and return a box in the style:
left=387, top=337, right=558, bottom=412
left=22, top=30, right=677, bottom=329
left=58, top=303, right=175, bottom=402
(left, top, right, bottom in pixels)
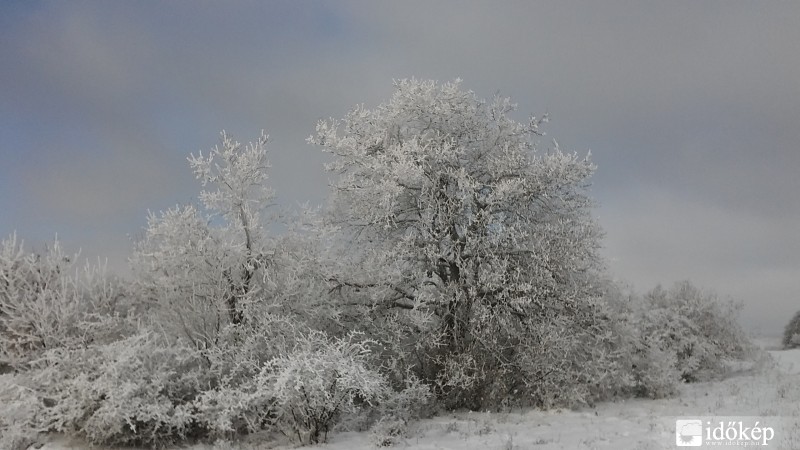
left=601, top=187, right=800, bottom=332
left=1, top=1, right=797, bottom=333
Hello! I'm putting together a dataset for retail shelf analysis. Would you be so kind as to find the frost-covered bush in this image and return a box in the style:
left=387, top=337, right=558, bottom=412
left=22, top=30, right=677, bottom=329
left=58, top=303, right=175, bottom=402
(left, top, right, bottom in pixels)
left=0, top=374, right=46, bottom=450
left=192, top=378, right=274, bottom=440
left=602, top=283, right=679, bottom=399
left=782, top=309, right=800, bottom=349
left=408, top=301, right=626, bottom=410
left=0, top=233, right=133, bottom=369
left=10, top=314, right=349, bottom=447
left=367, top=373, right=433, bottom=446
left=601, top=280, right=754, bottom=398
left=191, top=313, right=303, bottom=439
left=28, top=330, right=211, bottom=447
left=641, top=282, right=752, bottom=382
left=376, top=373, right=433, bottom=424
left=607, top=281, right=753, bottom=399
left=370, top=416, right=409, bottom=447
left=131, top=204, right=233, bottom=347
left=262, top=331, right=389, bottom=444
left=629, top=341, right=681, bottom=399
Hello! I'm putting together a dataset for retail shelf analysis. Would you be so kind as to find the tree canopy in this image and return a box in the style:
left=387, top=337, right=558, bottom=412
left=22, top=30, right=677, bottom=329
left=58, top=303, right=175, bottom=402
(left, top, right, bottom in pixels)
left=311, top=79, right=610, bottom=408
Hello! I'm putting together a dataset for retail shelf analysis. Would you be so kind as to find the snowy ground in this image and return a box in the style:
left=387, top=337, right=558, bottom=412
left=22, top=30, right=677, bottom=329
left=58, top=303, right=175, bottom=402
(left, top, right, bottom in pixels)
left=36, top=338, right=800, bottom=450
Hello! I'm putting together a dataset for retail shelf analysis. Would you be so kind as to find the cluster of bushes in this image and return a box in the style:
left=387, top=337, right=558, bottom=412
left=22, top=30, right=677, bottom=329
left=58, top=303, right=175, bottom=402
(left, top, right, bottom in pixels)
left=604, top=281, right=754, bottom=399
left=0, top=251, right=428, bottom=448
left=0, top=79, right=757, bottom=449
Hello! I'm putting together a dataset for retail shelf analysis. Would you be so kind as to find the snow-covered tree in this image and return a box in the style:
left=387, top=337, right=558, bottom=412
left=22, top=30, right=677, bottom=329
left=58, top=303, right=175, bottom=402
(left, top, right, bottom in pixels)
left=310, top=79, right=612, bottom=408
left=131, top=132, right=338, bottom=352
left=782, top=309, right=800, bottom=349
left=131, top=132, right=274, bottom=347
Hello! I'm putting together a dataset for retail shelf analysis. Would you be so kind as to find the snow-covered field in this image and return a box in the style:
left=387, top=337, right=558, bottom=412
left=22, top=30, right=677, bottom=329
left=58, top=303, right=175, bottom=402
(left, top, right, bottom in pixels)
left=35, top=338, right=800, bottom=450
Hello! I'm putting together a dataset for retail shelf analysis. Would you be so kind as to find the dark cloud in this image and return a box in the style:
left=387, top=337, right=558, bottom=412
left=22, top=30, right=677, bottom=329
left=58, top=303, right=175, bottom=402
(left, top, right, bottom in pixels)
left=1, top=1, right=797, bottom=332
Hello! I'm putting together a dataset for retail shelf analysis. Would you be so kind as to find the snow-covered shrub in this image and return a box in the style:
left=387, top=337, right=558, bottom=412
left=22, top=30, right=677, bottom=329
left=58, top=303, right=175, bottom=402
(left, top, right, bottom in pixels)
left=603, top=280, right=756, bottom=399
left=262, top=331, right=389, bottom=444
left=367, top=373, right=433, bottom=446
left=0, top=374, right=46, bottom=450
left=191, top=313, right=302, bottom=438
left=782, top=309, right=800, bottom=349
left=370, top=416, right=408, bottom=447
left=377, top=373, right=433, bottom=424
left=30, top=330, right=211, bottom=447
left=640, top=282, right=752, bottom=383
left=600, top=280, right=753, bottom=398
left=192, top=379, right=273, bottom=440
left=0, top=233, right=83, bottom=365
left=629, top=341, right=681, bottom=399
left=193, top=319, right=429, bottom=443
left=603, top=290, right=677, bottom=399
left=0, top=233, right=133, bottom=369
left=21, top=312, right=306, bottom=446
left=472, top=302, right=628, bottom=409
left=261, top=215, right=346, bottom=334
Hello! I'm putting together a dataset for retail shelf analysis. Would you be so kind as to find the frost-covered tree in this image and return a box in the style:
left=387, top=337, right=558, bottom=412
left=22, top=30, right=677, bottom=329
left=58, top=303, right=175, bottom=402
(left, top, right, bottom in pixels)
left=131, top=132, right=275, bottom=347
left=310, top=79, right=613, bottom=408
left=131, top=131, right=338, bottom=350
left=783, top=309, right=800, bottom=349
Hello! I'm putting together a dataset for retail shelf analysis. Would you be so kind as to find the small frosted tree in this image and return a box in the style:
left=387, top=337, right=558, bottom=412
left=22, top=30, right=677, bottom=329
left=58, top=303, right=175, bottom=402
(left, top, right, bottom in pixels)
left=783, top=309, right=800, bottom=349
left=131, top=132, right=337, bottom=351
left=132, top=132, right=274, bottom=347
left=188, top=130, right=276, bottom=324
left=310, top=79, right=614, bottom=408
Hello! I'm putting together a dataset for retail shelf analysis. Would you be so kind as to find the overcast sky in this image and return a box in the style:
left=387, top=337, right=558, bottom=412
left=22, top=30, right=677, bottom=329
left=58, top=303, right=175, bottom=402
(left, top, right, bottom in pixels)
left=2, top=1, right=798, bottom=333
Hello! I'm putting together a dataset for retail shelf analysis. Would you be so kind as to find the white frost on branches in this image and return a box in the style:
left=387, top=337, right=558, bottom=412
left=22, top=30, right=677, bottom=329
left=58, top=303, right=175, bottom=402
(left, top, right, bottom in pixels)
left=310, top=79, right=609, bottom=408
left=133, top=132, right=276, bottom=343
left=188, top=131, right=274, bottom=252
